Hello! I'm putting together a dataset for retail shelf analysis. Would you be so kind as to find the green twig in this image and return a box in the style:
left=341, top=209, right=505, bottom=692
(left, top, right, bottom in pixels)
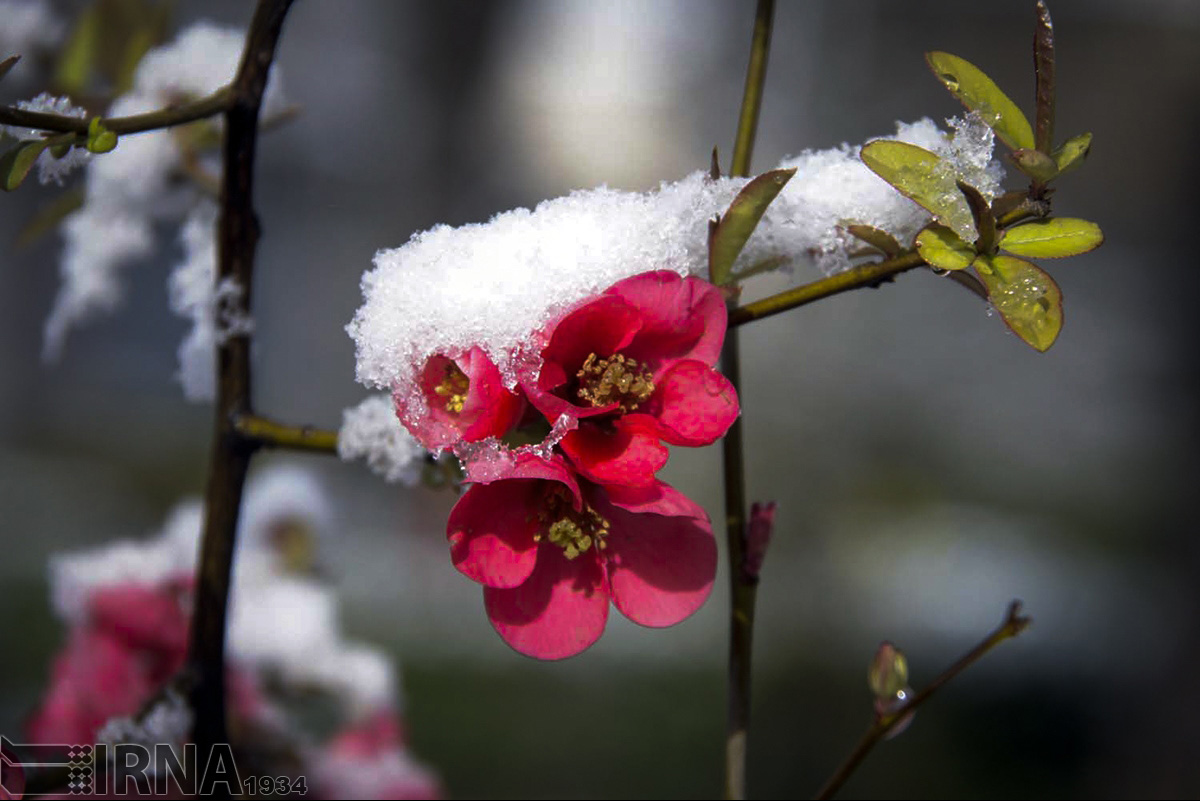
left=722, top=2, right=774, bottom=798
left=729, top=251, right=926, bottom=328
left=814, top=601, right=1033, bottom=800
left=233, top=413, right=339, bottom=454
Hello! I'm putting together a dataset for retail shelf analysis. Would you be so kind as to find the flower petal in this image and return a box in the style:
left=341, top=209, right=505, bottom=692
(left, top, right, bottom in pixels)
left=560, top=414, right=668, bottom=488
left=602, top=480, right=709, bottom=520
left=598, top=495, right=717, bottom=628
left=402, top=348, right=523, bottom=450
left=484, top=545, right=610, bottom=659
left=607, top=271, right=727, bottom=371
left=650, top=360, right=739, bottom=446
left=446, top=481, right=541, bottom=588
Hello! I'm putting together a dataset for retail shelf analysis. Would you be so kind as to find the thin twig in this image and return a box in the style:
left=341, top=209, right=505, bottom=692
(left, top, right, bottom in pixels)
left=0, top=86, right=233, bottom=135
left=722, top=2, right=774, bottom=798
left=234, top=413, right=339, bottom=454
left=185, top=1, right=295, bottom=792
left=729, top=251, right=926, bottom=328
left=814, top=601, right=1033, bottom=800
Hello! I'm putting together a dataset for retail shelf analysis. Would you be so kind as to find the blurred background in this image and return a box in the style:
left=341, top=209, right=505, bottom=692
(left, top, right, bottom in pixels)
left=2, top=0, right=1198, bottom=797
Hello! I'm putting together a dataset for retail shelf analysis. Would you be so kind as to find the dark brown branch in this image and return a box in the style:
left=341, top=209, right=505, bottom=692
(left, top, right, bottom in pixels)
left=814, top=601, right=1033, bottom=800
left=185, top=0, right=295, bottom=788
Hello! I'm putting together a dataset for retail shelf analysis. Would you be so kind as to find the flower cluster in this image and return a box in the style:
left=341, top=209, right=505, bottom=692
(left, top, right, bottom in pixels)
left=398, top=270, right=738, bottom=659
left=29, top=465, right=440, bottom=800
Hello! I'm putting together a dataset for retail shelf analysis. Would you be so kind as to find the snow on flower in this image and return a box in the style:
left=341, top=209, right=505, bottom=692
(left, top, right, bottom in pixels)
left=31, top=465, right=439, bottom=796
left=338, top=394, right=428, bottom=485
left=42, top=21, right=284, bottom=372
left=446, top=453, right=717, bottom=659
left=348, top=116, right=1001, bottom=403
left=0, top=93, right=90, bottom=184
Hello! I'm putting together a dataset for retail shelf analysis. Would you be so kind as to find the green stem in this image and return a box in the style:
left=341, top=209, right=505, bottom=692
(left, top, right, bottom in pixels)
left=0, top=86, right=233, bottom=136
left=185, top=2, right=295, bottom=792
left=234, top=413, right=339, bottom=453
left=722, top=2, right=774, bottom=798
left=814, top=601, right=1033, bottom=800
left=729, top=251, right=926, bottom=328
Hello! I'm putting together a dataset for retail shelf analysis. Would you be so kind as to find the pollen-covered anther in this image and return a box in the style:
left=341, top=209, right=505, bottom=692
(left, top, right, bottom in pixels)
left=433, top=361, right=470, bottom=413
left=534, top=490, right=611, bottom=560
left=576, top=352, right=655, bottom=412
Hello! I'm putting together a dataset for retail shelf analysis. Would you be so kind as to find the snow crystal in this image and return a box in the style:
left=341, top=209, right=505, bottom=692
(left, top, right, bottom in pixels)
left=97, top=688, right=192, bottom=749
left=349, top=118, right=1003, bottom=398
left=338, top=395, right=426, bottom=486
left=1, top=93, right=91, bottom=185
left=43, top=21, right=284, bottom=367
left=169, top=203, right=254, bottom=401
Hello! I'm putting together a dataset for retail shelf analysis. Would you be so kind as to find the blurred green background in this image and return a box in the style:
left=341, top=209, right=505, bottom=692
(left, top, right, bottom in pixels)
left=2, top=1, right=1197, bottom=797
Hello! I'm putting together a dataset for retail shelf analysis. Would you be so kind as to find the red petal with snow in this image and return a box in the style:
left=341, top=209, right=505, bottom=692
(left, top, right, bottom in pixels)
left=484, top=544, right=610, bottom=659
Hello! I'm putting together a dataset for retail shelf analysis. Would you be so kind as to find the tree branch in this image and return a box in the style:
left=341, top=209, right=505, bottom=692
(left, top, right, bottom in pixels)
left=814, top=601, right=1033, bottom=800
left=0, top=86, right=233, bottom=135
left=233, top=413, right=339, bottom=454
left=729, top=251, right=926, bottom=328
left=722, top=2, right=774, bottom=798
left=185, top=0, right=295, bottom=788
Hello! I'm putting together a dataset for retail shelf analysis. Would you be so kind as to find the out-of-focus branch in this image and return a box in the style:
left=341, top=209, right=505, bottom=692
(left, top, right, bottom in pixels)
left=814, top=601, right=1033, bottom=800
left=185, top=1, right=295, bottom=790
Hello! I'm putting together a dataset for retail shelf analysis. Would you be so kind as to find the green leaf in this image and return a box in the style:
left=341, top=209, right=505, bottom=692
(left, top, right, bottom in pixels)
left=708, top=167, right=796, bottom=285
left=1011, top=149, right=1059, bottom=183
left=1033, top=0, right=1056, bottom=154
left=925, top=51, right=1035, bottom=151
left=860, top=140, right=976, bottom=241
left=916, top=224, right=975, bottom=270
left=974, top=253, right=1063, bottom=351
left=0, top=54, right=20, bottom=82
left=16, top=187, right=85, bottom=247
left=0, top=139, right=51, bottom=191
left=1000, top=218, right=1104, bottom=258
left=956, top=180, right=996, bottom=251
left=845, top=224, right=901, bottom=257
left=1052, top=132, right=1091, bottom=176
left=86, top=117, right=117, bottom=154
left=53, top=2, right=102, bottom=97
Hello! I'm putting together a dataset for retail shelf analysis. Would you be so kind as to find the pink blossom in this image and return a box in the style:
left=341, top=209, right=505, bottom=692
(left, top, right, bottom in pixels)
left=447, top=453, right=717, bottom=659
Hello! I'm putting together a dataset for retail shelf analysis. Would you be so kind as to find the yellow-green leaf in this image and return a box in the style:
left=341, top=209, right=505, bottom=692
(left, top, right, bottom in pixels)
left=53, top=2, right=101, bottom=97
left=925, top=51, right=1035, bottom=151
left=845, top=224, right=901, bottom=257
left=1000, top=218, right=1103, bottom=259
left=0, top=139, right=51, bottom=191
left=1052, top=132, right=1091, bottom=176
left=1011, top=149, right=1058, bottom=183
left=860, top=140, right=975, bottom=241
left=916, top=224, right=975, bottom=270
left=709, top=167, right=795, bottom=285
left=974, top=253, right=1062, bottom=351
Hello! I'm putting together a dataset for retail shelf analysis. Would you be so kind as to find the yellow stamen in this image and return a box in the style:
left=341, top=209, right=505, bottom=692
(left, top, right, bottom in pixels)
left=433, top=361, right=469, bottom=413
left=576, top=352, right=655, bottom=412
left=534, top=488, right=612, bottom=560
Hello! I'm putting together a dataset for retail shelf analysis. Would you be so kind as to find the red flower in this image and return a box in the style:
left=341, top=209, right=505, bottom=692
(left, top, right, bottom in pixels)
left=525, top=271, right=738, bottom=487
left=446, top=453, right=717, bottom=659
left=397, top=346, right=524, bottom=451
